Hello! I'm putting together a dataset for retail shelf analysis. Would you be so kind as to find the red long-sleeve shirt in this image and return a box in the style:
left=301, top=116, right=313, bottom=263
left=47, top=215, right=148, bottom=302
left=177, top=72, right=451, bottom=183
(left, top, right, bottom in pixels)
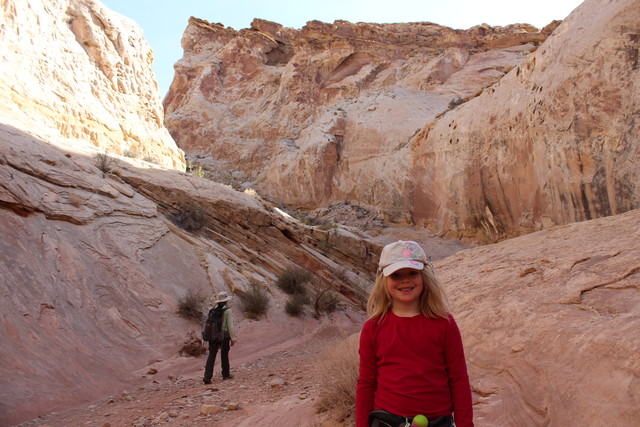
left=356, top=312, right=474, bottom=427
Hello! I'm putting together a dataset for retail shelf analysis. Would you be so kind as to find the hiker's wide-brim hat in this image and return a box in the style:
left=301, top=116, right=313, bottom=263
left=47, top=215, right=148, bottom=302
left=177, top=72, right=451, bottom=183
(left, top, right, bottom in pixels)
left=214, top=291, right=233, bottom=303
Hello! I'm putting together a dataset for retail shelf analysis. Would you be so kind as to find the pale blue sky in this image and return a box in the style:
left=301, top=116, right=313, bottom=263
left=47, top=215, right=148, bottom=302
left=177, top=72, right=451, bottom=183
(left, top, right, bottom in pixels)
left=100, top=0, right=585, bottom=96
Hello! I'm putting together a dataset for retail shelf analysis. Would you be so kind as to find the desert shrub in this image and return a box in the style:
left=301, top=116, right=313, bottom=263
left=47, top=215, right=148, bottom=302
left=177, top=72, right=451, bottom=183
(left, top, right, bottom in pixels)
left=238, top=282, right=270, bottom=319
left=448, top=97, right=464, bottom=109
left=94, top=151, right=116, bottom=174
left=316, top=336, right=359, bottom=423
left=178, top=330, right=206, bottom=357
left=169, top=204, right=207, bottom=232
left=143, top=154, right=159, bottom=164
left=122, top=148, right=139, bottom=158
left=310, top=282, right=339, bottom=318
left=176, top=289, right=205, bottom=321
left=276, top=268, right=312, bottom=295
left=285, top=293, right=308, bottom=316
left=187, top=161, right=205, bottom=178
left=319, top=291, right=339, bottom=314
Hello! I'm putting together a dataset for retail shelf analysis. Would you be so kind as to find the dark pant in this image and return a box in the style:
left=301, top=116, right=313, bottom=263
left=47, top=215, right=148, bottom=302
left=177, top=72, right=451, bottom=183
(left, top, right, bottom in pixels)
left=369, top=410, right=454, bottom=427
left=203, top=337, right=230, bottom=380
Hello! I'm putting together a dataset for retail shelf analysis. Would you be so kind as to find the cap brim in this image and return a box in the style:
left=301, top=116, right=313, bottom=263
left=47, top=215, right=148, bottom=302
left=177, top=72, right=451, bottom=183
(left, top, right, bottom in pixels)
left=382, top=260, right=424, bottom=276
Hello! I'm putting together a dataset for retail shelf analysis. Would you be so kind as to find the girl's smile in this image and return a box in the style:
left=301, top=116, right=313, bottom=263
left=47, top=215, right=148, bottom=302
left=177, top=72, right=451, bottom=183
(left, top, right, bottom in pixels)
left=386, top=268, right=423, bottom=311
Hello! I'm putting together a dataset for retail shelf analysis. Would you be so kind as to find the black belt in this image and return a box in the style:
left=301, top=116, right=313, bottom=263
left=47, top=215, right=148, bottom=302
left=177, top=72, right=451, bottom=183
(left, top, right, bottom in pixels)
left=369, top=409, right=454, bottom=427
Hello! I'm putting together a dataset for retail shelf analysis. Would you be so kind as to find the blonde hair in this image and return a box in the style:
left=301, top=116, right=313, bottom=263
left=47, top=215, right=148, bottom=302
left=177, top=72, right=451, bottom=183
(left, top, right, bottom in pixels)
left=366, top=267, right=449, bottom=321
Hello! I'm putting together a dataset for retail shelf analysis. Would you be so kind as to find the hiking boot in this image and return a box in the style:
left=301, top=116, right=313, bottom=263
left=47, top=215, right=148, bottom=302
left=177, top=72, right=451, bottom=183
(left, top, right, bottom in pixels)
left=222, top=374, right=234, bottom=380
left=203, top=378, right=212, bottom=384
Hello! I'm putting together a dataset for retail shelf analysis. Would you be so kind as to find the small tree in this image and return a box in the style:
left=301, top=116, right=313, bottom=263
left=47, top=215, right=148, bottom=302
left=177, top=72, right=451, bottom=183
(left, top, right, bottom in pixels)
left=310, top=281, right=339, bottom=318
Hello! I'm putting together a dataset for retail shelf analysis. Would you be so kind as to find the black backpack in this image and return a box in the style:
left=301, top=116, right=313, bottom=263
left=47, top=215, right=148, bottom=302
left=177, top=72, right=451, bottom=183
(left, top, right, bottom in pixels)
left=202, top=306, right=227, bottom=342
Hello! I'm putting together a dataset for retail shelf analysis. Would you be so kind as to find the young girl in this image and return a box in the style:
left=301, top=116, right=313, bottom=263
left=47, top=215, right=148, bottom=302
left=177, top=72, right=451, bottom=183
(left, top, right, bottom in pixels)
left=356, top=241, right=473, bottom=427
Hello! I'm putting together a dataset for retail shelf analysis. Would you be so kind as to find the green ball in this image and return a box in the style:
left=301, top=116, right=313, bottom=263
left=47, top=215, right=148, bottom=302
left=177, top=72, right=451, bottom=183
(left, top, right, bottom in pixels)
left=412, top=414, right=428, bottom=427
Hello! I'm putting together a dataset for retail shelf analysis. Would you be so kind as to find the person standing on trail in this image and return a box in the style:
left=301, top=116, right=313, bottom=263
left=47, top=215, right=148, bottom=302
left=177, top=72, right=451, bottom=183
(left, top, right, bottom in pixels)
left=202, top=291, right=236, bottom=384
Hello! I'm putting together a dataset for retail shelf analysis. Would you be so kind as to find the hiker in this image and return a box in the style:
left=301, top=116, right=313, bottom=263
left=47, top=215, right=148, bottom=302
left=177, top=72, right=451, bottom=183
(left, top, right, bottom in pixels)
left=202, top=291, right=236, bottom=384
left=356, top=241, right=474, bottom=427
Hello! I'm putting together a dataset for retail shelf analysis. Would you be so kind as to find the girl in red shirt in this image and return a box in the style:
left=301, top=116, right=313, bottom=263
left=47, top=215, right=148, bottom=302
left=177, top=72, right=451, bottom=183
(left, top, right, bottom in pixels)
left=356, top=240, right=474, bottom=427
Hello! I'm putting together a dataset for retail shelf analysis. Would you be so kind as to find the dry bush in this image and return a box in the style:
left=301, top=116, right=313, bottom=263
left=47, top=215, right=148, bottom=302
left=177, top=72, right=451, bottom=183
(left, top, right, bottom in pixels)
left=169, top=204, right=207, bottom=232
left=316, top=336, right=359, bottom=423
left=179, top=330, right=206, bottom=357
left=177, top=289, right=205, bottom=321
left=310, top=281, right=339, bottom=318
left=67, top=192, right=84, bottom=207
left=94, top=151, right=116, bottom=174
left=285, top=293, right=308, bottom=316
left=276, top=268, right=312, bottom=295
left=238, top=282, right=270, bottom=319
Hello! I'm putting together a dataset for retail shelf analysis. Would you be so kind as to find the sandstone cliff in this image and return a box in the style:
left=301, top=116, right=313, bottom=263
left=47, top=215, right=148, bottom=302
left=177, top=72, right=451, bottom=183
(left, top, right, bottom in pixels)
left=0, top=0, right=185, bottom=169
left=164, top=0, right=638, bottom=239
left=416, top=0, right=640, bottom=239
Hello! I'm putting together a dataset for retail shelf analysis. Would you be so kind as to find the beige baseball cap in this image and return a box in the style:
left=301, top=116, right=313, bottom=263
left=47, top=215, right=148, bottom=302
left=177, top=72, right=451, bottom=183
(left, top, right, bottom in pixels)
left=378, top=240, right=427, bottom=276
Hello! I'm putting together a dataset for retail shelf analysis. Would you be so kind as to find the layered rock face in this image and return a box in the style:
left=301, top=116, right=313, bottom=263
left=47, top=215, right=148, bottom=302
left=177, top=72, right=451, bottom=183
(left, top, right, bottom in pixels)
left=0, top=0, right=184, bottom=169
left=164, top=0, right=638, bottom=239
left=0, top=122, right=376, bottom=424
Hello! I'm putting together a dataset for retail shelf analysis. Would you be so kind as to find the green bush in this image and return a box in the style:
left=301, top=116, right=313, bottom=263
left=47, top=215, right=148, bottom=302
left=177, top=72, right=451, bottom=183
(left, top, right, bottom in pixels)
left=187, top=161, right=206, bottom=178
left=285, top=293, right=308, bottom=316
left=276, top=268, right=312, bottom=295
left=239, top=282, right=270, bottom=319
left=177, top=289, right=205, bottom=321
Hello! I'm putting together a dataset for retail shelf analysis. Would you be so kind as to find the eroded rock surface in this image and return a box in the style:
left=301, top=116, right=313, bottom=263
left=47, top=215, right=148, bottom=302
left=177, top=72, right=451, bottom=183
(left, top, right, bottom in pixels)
left=439, top=209, right=640, bottom=426
left=416, top=0, right=640, bottom=239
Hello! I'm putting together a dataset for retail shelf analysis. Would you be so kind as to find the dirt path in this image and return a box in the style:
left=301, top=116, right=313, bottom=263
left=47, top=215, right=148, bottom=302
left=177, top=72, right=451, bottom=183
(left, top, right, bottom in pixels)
left=16, top=311, right=363, bottom=427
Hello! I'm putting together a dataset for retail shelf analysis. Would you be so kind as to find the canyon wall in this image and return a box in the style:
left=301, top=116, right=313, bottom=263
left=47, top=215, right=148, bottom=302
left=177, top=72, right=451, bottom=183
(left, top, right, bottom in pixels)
left=415, top=0, right=640, bottom=238
left=0, top=0, right=185, bottom=169
left=164, top=0, right=639, bottom=239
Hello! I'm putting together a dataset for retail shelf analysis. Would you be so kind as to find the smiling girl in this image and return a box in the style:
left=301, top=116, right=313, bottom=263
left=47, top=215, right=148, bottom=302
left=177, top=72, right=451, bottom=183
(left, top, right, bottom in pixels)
left=356, top=241, right=474, bottom=427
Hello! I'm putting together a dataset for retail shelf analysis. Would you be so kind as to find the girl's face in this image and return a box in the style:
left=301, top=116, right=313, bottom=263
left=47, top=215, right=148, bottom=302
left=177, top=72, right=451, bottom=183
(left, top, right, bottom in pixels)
left=386, top=268, right=424, bottom=308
